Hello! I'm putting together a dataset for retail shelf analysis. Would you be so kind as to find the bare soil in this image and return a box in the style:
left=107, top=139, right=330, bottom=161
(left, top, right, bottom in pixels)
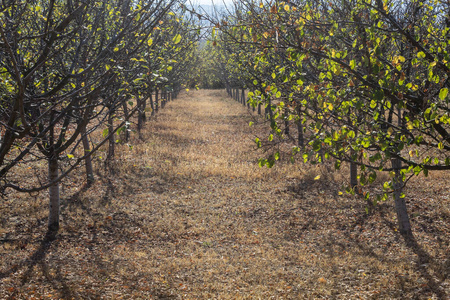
left=0, top=90, right=449, bottom=299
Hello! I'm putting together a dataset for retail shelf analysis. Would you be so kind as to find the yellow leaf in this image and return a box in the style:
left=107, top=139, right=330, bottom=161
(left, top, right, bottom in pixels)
left=314, top=175, right=321, bottom=180
left=284, top=4, right=290, bottom=11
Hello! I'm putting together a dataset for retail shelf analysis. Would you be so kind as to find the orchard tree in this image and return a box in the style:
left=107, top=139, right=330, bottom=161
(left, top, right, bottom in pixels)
left=213, top=0, right=450, bottom=237
left=0, top=0, right=180, bottom=232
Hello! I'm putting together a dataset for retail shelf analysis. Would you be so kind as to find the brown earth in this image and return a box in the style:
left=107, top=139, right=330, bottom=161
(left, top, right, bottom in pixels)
left=0, top=90, right=449, bottom=299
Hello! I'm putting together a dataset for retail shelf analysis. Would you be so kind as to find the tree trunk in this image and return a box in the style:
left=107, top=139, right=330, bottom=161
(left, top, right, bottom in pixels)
left=392, top=157, right=412, bottom=236
left=155, top=89, right=159, bottom=113
left=284, top=108, right=289, bottom=135
left=350, top=161, right=357, bottom=189
left=107, top=108, right=115, bottom=161
left=243, top=89, right=248, bottom=108
left=149, top=93, right=155, bottom=116
left=136, top=93, right=143, bottom=135
left=164, top=90, right=167, bottom=108
left=122, top=99, right=130, bottom=143
left=297, top=114, right=304, bottom=147
left=81, top=125, right=94, bottom=186
left=48, top=153, right=60, bottom=232
left=392, top=106, right=412, bottom=236
left=47, top=109, right=59, bottom=232
left=142, top=94, right=147, bottom=123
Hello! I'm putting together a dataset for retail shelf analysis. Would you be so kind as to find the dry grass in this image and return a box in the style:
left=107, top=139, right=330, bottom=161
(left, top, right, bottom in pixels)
left=0, top=90, right=449, bottom=299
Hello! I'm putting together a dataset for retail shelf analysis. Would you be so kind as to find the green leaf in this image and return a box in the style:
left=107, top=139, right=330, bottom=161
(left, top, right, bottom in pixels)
left=255, top=137, right=261, bottom=148
left=173, top=34, right=182, bottom=45
left=258, top=158, right=266, bottom=167
left=312, top=140, right=321, bottom=151
left=334, top=160, right=341, bottom=169
left=102, top=128, right=109, bottom=138
left=274, top=152, right=280, bottom=160
left=439, top=88, right=448, bottom=100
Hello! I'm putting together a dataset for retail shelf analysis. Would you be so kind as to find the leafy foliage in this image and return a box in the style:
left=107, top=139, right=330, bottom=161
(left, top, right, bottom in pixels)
left=210, top=0, right=450, bottom=234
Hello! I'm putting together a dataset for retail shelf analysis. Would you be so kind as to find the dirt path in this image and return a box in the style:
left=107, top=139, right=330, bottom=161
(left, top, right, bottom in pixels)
left=1, top=90, right=449, bottom=299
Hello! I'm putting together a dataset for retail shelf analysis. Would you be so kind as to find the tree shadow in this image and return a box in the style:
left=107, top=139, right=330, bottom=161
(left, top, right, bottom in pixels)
left=1, top=182, right=183, bottom=299
left=0, top=229, right=78, bottom=299
left=405, top=235, right=448, bottom=299
left=282, top=179, right=449, bottom=299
